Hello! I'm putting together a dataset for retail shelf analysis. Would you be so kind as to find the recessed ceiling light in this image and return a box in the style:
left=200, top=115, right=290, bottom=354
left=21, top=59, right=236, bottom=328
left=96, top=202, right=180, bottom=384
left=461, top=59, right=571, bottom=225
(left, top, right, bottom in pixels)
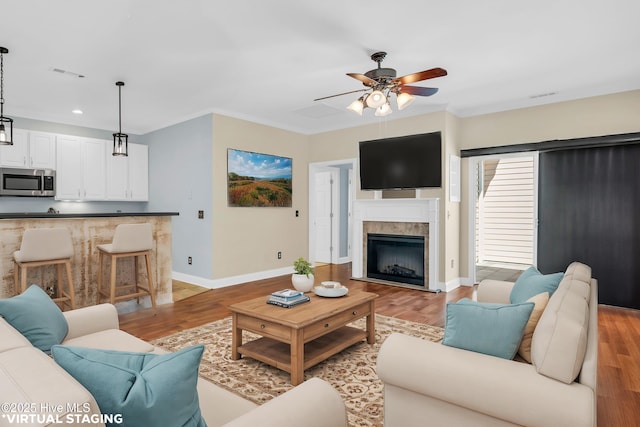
left=72, top=109, right=83, bottom=115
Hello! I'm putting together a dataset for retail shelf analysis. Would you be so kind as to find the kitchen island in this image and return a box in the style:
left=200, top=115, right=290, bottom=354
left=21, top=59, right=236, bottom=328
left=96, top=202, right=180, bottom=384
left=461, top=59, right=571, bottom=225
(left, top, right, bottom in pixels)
left=0, top=212, right=178, bottom=309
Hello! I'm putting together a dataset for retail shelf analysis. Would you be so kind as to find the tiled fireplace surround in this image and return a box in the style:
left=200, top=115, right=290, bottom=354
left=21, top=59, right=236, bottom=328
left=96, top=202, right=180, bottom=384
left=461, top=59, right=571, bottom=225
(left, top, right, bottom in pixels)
left=352, top=198, right=440, bottom=292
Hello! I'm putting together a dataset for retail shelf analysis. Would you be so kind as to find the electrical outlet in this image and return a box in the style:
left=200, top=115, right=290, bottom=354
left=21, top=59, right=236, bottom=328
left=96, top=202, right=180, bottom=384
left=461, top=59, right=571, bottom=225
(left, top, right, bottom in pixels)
left=198, top=210, right=204, bottom=219
left=450, top=259, right=454, bottom=268
left=277, top=251, right=282, bottom=259
left=188, top=256, right=192, bottom=265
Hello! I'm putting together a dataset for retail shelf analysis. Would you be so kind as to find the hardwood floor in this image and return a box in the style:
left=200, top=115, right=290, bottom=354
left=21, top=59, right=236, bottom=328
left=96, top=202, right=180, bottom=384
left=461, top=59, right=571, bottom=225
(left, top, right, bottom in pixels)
left=119, top=263, right=640, bottom=426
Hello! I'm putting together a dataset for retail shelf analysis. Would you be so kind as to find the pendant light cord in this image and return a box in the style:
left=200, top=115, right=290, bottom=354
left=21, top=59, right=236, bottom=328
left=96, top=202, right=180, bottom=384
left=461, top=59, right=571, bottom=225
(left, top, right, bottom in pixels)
left=118, top=84, right=122, bottom=134
left=0, top=51, right=5, bottom=117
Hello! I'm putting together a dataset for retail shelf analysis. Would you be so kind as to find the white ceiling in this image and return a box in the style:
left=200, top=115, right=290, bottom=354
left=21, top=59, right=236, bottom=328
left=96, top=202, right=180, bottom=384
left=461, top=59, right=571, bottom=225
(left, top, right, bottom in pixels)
left=1, top=0, right=639, bottom=136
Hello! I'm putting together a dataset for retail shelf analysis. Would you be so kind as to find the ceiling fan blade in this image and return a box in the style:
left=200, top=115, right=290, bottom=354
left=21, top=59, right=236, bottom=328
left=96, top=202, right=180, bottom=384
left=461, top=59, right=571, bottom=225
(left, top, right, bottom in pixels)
left=313, top=88, right=368, bottom=101
left=394, top=67, right=447, bottom=85
left=346, top=73, right=377, bottom=87
left=400, top=86, right=439, bottom=97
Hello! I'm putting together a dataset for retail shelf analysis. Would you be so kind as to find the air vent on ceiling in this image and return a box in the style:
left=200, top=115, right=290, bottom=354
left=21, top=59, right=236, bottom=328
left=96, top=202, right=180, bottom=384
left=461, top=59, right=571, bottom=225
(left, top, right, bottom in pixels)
left=52, top=68, right=85, bottom=78
left=529, top=91, right=558, bottom=99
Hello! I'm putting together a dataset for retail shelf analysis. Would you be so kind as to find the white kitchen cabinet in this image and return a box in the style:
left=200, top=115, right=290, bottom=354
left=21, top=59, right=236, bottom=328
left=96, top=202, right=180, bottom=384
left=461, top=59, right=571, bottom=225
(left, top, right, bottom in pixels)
left=28, top=131, right=56, bottom=169
left=105, top=147, right=128, bottom=200
left=82, top=139, right=107, bottom=200
left=0, top=129, right=29, bottom=167
left=55, top=136, right=82, bottom=199
left=0, top=129, right=56, bottom=169
left=55, top=136, right=106, bottom=200
left=106, top=142, right=148, bottom=201
left=128, top=143, right=149, bottom=201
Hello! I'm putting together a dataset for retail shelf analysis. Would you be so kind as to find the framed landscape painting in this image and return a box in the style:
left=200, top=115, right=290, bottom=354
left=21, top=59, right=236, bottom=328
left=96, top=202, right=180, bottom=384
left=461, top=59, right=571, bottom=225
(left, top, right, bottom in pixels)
left=227, top=148, right=292, bottom=207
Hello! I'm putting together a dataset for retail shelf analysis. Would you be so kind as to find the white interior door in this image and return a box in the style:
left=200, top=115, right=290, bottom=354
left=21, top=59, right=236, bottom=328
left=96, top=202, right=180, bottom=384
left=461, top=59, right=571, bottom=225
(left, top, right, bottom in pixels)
left=314, top=169, right=336, bottom=263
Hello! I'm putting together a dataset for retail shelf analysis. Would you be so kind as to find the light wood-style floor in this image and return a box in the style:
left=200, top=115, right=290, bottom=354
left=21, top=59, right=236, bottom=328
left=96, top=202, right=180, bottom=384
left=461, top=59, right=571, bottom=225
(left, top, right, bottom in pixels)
left=119, top=263, right=640, bottom=426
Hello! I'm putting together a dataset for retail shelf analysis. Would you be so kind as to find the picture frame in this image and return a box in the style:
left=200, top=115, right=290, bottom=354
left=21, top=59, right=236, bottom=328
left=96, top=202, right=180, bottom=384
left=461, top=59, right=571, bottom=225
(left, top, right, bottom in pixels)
left=227, top=148, right=292, bottom=207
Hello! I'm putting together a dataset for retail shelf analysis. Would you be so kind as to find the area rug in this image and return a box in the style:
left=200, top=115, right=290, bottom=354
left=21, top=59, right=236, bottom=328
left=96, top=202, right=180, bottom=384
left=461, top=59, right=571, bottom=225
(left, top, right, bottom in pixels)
left=151, top=314, right=444, bottom=427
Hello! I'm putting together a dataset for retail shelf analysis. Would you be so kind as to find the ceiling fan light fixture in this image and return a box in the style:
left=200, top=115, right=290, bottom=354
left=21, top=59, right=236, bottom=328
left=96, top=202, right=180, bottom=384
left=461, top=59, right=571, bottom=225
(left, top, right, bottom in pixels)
left=374, top=102, right=392, bottom=117
left=347, top=96, right=365, bottom=116
left=315, top=52, right=446, bottom=118
left=0, top=47, right=13, bottom=146
left=396, top=92, right=415, bottom=111
left=366, top=90, right=386, bottom=108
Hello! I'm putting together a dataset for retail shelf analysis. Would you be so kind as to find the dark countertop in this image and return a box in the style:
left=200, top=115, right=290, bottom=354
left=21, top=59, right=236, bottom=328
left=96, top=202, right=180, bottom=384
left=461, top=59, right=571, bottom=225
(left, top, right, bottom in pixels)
left=0, top=212, right=179, bottom=219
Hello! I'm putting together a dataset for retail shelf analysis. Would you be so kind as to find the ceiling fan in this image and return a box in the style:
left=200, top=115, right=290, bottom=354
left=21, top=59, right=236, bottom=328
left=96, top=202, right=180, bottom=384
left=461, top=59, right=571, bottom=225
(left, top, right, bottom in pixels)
left=314, top=51, right=447, bottom=116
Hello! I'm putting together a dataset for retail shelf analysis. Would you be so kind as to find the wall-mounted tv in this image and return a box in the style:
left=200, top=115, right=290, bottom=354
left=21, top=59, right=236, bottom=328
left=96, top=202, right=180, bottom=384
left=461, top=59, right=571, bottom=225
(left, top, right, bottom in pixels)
left=359, top=131, right=442, bottom=190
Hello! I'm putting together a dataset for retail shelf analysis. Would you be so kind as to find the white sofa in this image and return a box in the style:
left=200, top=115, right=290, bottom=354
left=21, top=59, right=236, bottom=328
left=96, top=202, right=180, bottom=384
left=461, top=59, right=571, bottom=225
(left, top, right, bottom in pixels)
left=0, top=303, right=347, bottom=427
left=377, top=262, right=597, bottom=427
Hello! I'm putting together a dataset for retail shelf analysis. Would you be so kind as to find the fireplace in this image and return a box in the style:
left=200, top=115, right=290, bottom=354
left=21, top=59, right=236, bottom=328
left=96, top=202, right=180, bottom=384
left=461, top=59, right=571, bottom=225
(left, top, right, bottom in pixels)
left=367, top=233, right=425, bottom=286
left=352, top=198, right=439, bottom=292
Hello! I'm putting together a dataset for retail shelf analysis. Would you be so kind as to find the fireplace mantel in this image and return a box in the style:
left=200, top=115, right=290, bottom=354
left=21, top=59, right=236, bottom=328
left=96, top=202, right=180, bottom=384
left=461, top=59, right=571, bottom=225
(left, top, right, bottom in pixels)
left=352, top=198, right=439, bottom=291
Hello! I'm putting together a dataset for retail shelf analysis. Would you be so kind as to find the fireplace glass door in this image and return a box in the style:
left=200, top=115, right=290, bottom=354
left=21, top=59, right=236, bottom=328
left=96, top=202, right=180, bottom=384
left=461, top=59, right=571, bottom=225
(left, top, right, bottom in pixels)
left=366, top=233, right=425, bottom=286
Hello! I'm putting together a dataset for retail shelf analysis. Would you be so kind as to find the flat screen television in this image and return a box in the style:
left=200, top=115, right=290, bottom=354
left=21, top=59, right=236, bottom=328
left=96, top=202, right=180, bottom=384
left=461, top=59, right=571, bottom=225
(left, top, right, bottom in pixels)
left=359, top=131, right=442, bottom=190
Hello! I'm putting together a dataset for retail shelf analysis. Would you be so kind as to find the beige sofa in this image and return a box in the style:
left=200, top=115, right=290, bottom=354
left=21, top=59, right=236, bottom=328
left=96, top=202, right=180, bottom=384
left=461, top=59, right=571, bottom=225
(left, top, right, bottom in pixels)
left=0, top=303, right=347, bottom=427
left=377, top=262, right=597, bottom=427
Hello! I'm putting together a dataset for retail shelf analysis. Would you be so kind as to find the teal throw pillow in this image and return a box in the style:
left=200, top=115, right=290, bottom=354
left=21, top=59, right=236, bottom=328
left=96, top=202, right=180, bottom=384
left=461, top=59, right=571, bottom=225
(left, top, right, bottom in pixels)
left=510, top=266, right=564, bottom=304
left=51, top=345, right=207, bottom=427
left=443, top=298, right=534, bottom=359
left=0, top=284, right=68, bottom=354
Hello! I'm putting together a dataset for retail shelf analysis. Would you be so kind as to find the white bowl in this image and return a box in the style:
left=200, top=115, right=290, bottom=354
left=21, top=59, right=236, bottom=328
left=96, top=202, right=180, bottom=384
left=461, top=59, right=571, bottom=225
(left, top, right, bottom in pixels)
left=320, top=281, right=342, bottom=288
left=314, top=285, right=348, bottom=298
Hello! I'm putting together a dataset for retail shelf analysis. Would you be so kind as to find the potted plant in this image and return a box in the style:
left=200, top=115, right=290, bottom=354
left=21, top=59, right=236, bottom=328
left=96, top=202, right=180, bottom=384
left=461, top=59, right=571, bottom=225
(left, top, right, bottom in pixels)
left=291, top=257, right=315, bottom=292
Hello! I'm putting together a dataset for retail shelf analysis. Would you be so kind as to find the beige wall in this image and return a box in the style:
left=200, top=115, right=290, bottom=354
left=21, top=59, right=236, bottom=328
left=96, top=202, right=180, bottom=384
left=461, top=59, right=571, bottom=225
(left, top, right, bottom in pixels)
left=443, top=113, right=462, bottom=284
left=211, top=114, right=309, bottom=279
left=458, top=89, right=640, bottom=279
left=459, top=89, right=640, bottom=149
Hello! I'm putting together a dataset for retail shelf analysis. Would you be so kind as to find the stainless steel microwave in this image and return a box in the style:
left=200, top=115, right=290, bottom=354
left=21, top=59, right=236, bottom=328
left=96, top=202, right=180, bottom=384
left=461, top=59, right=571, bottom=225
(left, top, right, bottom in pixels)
left=0, top=167, right=55, bottom=197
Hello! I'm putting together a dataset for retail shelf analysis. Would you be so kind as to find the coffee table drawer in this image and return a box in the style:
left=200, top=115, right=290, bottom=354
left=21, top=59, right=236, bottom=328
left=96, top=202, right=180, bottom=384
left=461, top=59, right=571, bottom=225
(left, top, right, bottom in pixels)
left=304, top=302, right=371, bottom=341
left=236, top=314, right=291, bottom=341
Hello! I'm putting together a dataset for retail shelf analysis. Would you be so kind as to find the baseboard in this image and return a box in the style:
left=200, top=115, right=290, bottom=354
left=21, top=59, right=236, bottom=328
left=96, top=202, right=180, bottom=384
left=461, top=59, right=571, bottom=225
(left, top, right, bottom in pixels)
left=459, top=276, right=475, bottom=286
left=172, top=269, right=476, bottom=293
left=172, top=266, right=293, bottom=290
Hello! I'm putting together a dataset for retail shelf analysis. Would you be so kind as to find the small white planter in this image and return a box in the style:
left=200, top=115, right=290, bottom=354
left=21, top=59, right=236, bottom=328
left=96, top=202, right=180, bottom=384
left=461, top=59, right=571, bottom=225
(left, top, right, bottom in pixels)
left=291, top=273, right=315, bottom=293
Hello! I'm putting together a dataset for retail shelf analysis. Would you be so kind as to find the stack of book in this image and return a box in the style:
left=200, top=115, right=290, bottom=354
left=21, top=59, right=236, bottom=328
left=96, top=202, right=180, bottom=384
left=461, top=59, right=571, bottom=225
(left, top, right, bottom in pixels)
left=267, top=289, right=310, bottom=308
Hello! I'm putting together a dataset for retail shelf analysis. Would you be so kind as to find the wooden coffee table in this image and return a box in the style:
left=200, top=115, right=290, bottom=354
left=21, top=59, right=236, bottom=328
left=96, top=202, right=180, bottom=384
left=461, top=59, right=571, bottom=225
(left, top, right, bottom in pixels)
left=229, top=289, right=378, bottom=385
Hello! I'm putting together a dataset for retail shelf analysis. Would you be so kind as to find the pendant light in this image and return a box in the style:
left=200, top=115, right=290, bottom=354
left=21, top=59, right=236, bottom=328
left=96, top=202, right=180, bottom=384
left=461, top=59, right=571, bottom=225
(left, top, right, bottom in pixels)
left=0, top=47, right=13, bottom=146
left=112, top=81, right=128, bottom=156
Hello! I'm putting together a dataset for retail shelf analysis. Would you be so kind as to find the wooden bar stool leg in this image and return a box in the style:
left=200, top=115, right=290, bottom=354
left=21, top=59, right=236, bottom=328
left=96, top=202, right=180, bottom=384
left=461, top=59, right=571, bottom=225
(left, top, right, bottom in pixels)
left=134, top=255, right=140, bottom=304
left=13, top=262, right=19, bottom=296
left=56, top=263, right=64, bottom=299
left=64, top=260, right=75, bottom=310
left=110, top=255, right=118, bottom=305
left=20, top=265, right=28, bottom=294
left=97, top=251, right=103, bottom=305
left=144, top=251, right=157, bottom=308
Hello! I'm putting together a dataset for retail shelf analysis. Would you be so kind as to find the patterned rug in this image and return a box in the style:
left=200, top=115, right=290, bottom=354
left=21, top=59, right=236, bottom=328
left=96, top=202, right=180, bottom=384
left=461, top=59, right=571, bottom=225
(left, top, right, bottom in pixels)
left=151, top=314, right=444, bottom=427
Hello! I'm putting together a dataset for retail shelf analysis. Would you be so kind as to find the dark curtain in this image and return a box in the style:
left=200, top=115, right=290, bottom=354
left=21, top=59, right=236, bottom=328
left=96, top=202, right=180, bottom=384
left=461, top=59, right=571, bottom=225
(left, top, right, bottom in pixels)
left=538, top=144, right=640, bottom=309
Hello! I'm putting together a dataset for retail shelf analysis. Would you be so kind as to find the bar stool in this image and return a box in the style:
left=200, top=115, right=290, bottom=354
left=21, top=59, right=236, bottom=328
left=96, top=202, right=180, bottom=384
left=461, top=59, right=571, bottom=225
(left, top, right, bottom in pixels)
left=13, top=227, right=76, bottom=310
left=96, top=223, right=157, bottom=308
